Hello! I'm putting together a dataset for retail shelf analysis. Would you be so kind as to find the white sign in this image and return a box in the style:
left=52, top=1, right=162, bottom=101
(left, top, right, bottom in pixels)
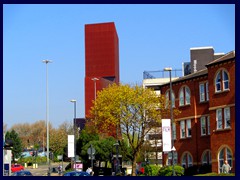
left=162, top=119, right=172, bottom=152
left=68, top=135, right=75, bottom=158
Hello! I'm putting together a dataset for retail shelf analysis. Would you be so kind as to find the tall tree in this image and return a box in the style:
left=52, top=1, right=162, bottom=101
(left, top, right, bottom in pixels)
left=5, top=130, right=23, bottom=163
left=88, top=83, right=177, bottom=176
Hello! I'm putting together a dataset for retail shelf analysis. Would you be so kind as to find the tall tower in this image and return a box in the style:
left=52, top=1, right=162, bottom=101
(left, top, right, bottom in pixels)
left=85, top=22, right=119, bottom=118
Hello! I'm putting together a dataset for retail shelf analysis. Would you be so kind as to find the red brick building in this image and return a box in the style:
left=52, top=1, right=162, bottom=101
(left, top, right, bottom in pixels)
left=159, top=50, right=235, bottom=174
left=85, top=22, right=119, bottom=118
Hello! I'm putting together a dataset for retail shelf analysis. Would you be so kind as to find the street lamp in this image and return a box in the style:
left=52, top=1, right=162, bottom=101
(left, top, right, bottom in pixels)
left=91, top=77, right=99, bottom=101
left=164, top=67, right=175, bottom=176
left=70, top=99, right=77, bottom=172
left=42, top=59, right=52, bottom=176
left=113, top=141, right=119, bottom=175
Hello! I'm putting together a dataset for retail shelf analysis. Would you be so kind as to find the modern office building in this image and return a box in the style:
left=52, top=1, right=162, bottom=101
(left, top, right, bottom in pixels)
left=144, top=47, right=235, bottom=174
left=84, top=22, right=120, bottom=118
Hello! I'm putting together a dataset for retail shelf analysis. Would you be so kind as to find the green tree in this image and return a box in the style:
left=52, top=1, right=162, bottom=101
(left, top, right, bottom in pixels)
left=88, top=83, right=176, bottom=176
left=5, top=130, right=23, bottom=163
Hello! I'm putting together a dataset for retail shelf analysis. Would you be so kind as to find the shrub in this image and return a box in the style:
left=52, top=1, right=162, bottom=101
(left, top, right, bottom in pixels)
left=144, top=164, right=161, bottom=176
left=158, top=165, right=184, bottom=176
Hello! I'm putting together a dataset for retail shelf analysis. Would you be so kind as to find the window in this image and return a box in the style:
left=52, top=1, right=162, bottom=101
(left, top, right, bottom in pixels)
left=180, top=119, right=191, bottom=139
left=181, top=152, right=193, bottom=168
left=207, top=116, right=210, bottom=135
left=201, top=117, right=206, bottom=135
left=172, top=123, right=176, bottom=140
left=218, top=147, right=232, bottom=173
left=216, top=109, right=223, bottom=129
left=179, top=86, right=191, bottom=106
left=186, top=120, right=191, bottom=137
left=215, top=70, right=229, bottom=92
left=165, top=89, right=175, bottom=108
left=206, top=82, right=209, bottom=101
left=180, top=121, right=185, bottom=138
left=216, top=107, right=231, bottom=130
left=202, top=150, right=212, bottom=165
left=199, top=82, right=209, bottom=102
left=200, top=116, right=210, bottom=136
left=224, top=107, right=230, bottom=128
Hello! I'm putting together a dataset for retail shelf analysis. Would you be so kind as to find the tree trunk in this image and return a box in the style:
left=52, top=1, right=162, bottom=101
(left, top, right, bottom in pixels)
left=131, top=152, right=138, bottom=176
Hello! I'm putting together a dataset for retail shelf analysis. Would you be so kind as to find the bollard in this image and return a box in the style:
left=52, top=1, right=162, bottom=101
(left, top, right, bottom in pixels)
left=33, top=164, right=36, bottom=169
left=24, top=163, right=27, bottom=168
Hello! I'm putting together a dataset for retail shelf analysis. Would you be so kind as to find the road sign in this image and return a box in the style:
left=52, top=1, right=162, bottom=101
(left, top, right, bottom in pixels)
left=87, top=147, right=95, bottom=155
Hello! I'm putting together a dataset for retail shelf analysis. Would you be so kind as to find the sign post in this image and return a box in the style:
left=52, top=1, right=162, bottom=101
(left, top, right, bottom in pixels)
left=87, top=144, right=95, bottom=169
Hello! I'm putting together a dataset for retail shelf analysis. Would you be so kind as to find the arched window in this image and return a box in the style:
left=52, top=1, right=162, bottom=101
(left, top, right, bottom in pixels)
left=202, top=150, right=212, bottom=165
left=215, top=70, right=229, bottom=92
left=165, top=89, right=175, bottom=108
left=218, top=147, right=232, bottom=173
left=179, top=86, right=191, bottom=106
left=181, top=152, right=193, bottom=168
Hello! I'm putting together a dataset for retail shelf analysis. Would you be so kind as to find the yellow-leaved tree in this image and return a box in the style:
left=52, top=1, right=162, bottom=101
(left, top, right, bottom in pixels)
left=88, top=83, right=177, bottom=176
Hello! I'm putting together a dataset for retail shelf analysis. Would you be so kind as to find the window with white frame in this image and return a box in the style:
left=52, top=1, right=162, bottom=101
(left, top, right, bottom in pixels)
left=172, top=122, right=176, bottom=140
left=206, top=82, right=209, bottom=101
left=179, top=86, right=191, bottom=106
left=218, top=147, right=232, bottom=173
left=200, top=116, right=210, bottom=136
left=224, top=107, right=231, bottom=128
left=215, top=70, right=229, bottom=92
left=165, top=89, right=175, bottom=108
left=216, top=107, right=231, bottom=130
left=207, top=116, right=210, bottom=135
left=199, top=82, right=209, bottom=102
left=201, top=117, right=206, bottom=135
left=181, top=152, right=193, bottom=168
left=186, top=120, right=191, bottom=137
left=180, top=120, right=191, bottom=139
left=180, top=121, right=185, bottom=138
left=216, top=109, right=223, bottom=129
left=202, top=150, right=212, bottom=165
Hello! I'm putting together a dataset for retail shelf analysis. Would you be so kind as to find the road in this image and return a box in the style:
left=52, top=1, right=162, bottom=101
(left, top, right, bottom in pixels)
left=24, top=162, right=70, bottom=176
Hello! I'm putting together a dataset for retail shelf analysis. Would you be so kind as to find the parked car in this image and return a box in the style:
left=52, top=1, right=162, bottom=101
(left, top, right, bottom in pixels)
left=11, top=170, right=33, bottom=176
left=63, top=171, right=90, bottom=176
left=11, top=164, right=24, bottom=172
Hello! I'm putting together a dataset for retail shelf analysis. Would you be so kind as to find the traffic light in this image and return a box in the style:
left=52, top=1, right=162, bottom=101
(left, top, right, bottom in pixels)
left=3, top=139, right=13, bottom=150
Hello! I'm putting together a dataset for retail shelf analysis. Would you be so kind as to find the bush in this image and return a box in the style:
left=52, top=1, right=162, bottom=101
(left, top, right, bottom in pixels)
left=158, top=165, right=184, bottom=176
left=144, top=164, right=161, bottom=176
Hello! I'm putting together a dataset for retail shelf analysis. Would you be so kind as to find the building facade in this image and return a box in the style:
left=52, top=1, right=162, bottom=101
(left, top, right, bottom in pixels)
left=85, top=22, right=120, bottom=118
left=159, top=50, right=235, bottom=174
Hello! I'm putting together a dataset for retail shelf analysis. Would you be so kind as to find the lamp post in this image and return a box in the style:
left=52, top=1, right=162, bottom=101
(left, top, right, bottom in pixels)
left=113, top=141, right=119, bottom=175
left=42, top=60, right=52, bottom=176
left=164, top=67, right=175, bottom=176
left=70, top=99, right=77, bottom=172
left=91, top=77, right=99, bottom=101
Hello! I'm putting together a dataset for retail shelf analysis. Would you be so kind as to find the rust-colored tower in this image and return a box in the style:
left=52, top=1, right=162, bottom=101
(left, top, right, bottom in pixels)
left=85, top=22, right=119, bottom=118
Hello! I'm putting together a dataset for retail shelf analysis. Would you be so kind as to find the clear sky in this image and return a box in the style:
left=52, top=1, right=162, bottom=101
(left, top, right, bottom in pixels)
left=3, top=4, right=235, bottom=129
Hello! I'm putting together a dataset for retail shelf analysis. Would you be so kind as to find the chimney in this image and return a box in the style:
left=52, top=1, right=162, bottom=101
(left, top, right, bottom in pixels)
left=190, top=46, right=214, bottom=73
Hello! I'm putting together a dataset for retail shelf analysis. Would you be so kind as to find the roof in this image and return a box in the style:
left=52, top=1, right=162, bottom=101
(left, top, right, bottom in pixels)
left=160, top=68, right=208, bottom=87
left=206, top=50, right=235, bottom=66
left=160, top=50, right=235, bottom=87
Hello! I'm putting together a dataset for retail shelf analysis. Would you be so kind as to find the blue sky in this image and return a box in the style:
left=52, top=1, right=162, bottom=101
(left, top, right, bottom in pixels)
left=3, top=4, right=235, bottom=129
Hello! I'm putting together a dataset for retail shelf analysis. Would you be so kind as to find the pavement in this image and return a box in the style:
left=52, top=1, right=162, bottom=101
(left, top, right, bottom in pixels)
left=24, top=162, right=69, bottom=176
